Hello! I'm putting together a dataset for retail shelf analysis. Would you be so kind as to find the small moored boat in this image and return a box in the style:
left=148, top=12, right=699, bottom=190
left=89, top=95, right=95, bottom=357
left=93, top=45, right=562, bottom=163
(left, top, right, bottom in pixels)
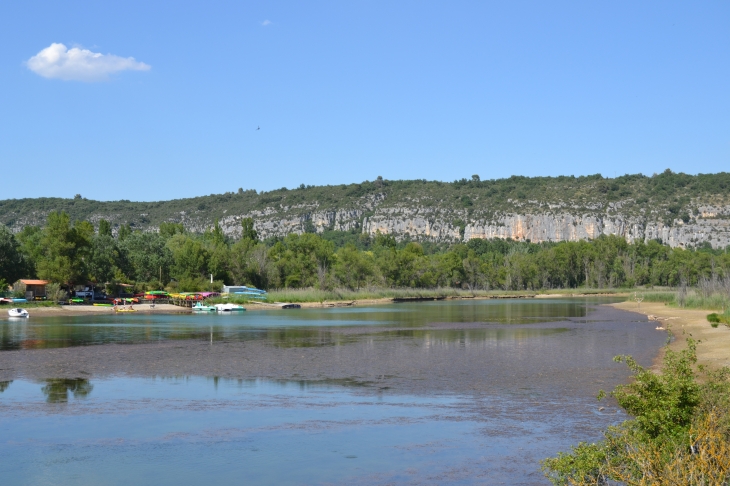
left=192, top=302, right=216, bottom=312
left=214, top=303, right=246, bottom=312
left=8, top=308, right=29, bottom=318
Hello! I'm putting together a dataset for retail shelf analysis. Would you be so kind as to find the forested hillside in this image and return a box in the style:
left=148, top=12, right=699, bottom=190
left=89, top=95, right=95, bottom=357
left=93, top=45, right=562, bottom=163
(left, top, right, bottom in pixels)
left=1, top=207, right=729, bottom=294
left=2, top=170, right=730, bottom=249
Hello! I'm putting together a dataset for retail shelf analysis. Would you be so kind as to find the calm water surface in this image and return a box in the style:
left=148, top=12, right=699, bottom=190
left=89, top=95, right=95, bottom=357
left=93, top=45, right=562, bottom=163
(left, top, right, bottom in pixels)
left=0, top=298, right=663, bottom=485
left=0, top=298, right=596, bottom=350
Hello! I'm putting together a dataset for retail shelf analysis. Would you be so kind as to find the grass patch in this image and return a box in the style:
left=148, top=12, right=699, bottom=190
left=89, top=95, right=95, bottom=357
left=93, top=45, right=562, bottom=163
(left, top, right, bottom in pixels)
left=683, top=293, right=730, bottom=311
left=209, top=287, right=628, bottom=304
left=630, top=290, right=730, bottom=312
left=629, top=291, right=676, bottom=304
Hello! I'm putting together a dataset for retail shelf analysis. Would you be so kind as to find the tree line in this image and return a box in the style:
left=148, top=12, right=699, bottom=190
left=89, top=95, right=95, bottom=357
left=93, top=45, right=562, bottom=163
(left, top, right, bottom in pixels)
left=1, top=211, right=729, bottom=293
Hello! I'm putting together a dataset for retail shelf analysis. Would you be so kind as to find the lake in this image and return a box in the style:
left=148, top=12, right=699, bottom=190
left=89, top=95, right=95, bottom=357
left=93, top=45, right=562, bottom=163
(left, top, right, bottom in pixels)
left=0, top=298, right=665, bottom=484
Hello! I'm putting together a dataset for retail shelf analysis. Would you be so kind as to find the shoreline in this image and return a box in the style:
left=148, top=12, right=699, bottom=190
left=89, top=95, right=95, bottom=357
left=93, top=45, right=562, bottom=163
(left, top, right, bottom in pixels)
left=8, top=303, right=190, bottom=318
left=608, top=301, right=730, bottom=371
left=10, top=291, right=631, bottom=318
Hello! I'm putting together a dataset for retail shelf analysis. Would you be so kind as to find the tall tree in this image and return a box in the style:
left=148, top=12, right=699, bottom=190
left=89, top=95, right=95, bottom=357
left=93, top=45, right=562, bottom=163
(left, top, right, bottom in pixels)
left=241, top=218, right=258, bottom=242
left=167, top=234, right=209, bottom=280
left=159, top=222, right=185, bottom=239
left=36, top=212, right=89, bottom=284
left=118, top=224, right=132, bottom=241
left=98, top=219, right=112, bottom=237
left=88, top=235, right=119, bottom=284
left=0, top=227, right=26, bottom=285
left=118, top=232, right=173, bottom=282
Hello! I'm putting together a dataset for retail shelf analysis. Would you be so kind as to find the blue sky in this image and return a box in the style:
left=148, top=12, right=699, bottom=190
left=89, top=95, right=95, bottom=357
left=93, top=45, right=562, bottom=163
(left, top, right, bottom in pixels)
left=1, top=1, right=728, bottom=201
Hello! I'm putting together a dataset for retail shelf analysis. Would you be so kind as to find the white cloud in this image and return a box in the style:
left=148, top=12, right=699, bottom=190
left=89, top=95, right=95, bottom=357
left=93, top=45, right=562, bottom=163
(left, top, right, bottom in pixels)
left=26, top=43, right=150, bottom=82
left=261, top=20, right=272, bottom=26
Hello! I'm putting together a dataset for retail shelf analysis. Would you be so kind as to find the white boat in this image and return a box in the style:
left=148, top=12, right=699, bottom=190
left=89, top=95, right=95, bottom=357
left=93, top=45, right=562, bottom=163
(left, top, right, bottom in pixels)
left=214, top=303, right=246, bottom=312
left=8, top=308, right=29, bottom=318
left=191, top=302, right=216, bottom=312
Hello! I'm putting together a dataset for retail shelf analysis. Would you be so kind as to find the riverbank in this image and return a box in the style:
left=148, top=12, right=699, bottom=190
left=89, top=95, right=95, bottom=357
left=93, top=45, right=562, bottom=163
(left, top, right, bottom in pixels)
left=609, top=301, right=730, bottom=370
left=5, top=290, right=632, bottom=318
left=258, top=287, right=631, bottom=304
left=12, top=303, right=189, bottom=318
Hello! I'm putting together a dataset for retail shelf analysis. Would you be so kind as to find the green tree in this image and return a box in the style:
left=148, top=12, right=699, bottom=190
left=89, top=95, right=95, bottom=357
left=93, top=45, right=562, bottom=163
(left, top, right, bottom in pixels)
left=230, top=240, right=274, bottom=289
left=118, top=224, right=132, bottom=241
left=334, top=244, right=375, bottom=290
left=159, top=222, right=185, bottom=239
left=268, top=233, right=334, bottom=288
left=462, top=250, right=485, bottom=290
left=0, top=226, right=27, bottom=284
left=88, top=235, right=119, bottom=284
left=98, top=219, right=112, bottom=237
left=36, top=211, right=90, bottom=284
left=119, top=232, right=173, bottom=282
left=208, top=242, right=231, bottom=283
left=241, top=217, right=258, bottom=241
left=15, top=226, right=44, bottom=278
left=167, top=234, right=209, bottom=280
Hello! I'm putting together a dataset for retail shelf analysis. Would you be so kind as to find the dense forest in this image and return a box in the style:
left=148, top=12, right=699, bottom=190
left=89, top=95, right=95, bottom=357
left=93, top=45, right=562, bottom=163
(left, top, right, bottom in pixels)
left=2, top=210, right=729, bottom=295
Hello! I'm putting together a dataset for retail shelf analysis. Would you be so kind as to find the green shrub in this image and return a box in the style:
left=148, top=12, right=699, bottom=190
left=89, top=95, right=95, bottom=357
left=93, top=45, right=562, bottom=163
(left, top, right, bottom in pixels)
left=11, top=280, right=26, bottom=298
left=708, top=312, right=730, bottom=326
left=45, top=282, right=68, bottom=303
left=542, top=339, right=730, bottom=484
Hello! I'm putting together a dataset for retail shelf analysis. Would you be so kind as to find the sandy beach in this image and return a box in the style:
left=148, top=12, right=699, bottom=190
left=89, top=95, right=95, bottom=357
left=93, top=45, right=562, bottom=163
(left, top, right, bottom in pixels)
left=19, top=303, right=190, bottom=318
left=609, top=301, right=730, bottom=370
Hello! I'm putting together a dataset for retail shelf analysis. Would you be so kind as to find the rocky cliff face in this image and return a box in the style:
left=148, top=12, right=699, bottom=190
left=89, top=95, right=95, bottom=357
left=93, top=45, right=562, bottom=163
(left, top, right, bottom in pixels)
left=462, top=209, right=730, bottom=248
left=207, top=199, right=730, bottom=249
left=3, top=174, right=730, bottom=249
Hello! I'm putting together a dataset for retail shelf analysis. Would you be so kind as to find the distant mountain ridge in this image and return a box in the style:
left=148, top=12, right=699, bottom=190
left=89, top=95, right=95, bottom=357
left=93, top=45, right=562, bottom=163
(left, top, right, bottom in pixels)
left=2, top=171, right=730, bottom=249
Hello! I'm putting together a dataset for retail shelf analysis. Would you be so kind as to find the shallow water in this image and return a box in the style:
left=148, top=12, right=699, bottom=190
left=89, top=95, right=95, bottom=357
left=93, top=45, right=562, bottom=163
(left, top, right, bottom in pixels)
left=0, top=298, right=601, bottom=350
left=0, top=298, right=664, bottom=484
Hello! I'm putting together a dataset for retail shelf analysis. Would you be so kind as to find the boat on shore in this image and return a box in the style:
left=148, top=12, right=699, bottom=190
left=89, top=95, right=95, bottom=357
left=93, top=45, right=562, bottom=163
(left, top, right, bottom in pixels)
left=214, top=303, right=246, bottom=312
left=8, top=308, right=29, bottom=318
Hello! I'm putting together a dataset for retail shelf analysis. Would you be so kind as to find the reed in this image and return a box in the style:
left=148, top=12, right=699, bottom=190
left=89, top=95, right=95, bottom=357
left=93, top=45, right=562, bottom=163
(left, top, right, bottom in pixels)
left=630, top=289, right=730, bottom=312
left=209, top=286, right=628, bottom=304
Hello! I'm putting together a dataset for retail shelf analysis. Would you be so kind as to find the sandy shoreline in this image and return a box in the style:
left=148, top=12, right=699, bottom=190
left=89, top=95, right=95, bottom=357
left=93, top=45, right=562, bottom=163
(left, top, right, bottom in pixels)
left=12, top=303, right=191, bottom=318
left=609, top=301, right=730, bottom=371
left=10, top=292, right=631, bottom=318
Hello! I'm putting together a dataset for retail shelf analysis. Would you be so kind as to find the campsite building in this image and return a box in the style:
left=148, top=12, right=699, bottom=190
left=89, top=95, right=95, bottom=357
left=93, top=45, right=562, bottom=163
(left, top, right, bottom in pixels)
left=20, top=279, right=49, bottom=300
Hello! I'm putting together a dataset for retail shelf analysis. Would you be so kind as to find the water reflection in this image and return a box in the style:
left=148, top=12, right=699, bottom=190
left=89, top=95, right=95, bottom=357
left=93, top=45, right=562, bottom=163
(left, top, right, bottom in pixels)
left=41, top=378, right=93, bottom=403
left=0, top=297, right=620, bottom=350
left=0, top=380, right=11, bottom=393
left=0, top=375, right=627, bottom=484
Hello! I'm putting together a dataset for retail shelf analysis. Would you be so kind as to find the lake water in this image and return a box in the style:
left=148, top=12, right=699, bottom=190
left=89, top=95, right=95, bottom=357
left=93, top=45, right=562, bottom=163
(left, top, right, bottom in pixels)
left=0, top=298, right=665, bottom=484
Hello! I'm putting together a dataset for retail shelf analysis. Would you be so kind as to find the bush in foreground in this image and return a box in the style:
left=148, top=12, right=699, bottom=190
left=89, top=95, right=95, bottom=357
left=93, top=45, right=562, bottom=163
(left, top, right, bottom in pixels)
left=541, top=339, right=730, bottom=485
left=707, top=313, right=730, bottom=328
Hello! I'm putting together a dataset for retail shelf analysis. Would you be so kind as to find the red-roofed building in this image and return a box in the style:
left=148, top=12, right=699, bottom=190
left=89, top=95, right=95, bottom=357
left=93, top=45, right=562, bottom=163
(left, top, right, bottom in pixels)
left=20, top=279, right=49, bottom=300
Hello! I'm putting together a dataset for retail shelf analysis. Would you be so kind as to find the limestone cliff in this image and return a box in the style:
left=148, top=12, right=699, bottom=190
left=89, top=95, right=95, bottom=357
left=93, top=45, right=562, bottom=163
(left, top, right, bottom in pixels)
left=2, top=172, right=729, bottom=249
